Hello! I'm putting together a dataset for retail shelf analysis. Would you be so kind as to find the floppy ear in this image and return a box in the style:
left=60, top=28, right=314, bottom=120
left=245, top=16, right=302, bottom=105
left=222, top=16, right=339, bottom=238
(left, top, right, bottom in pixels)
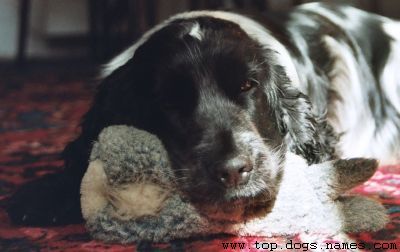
left=62, top=59, right=156, bottom=178
left=83, top=56, right=163, bottom=136
left=270, top=66, right=338, bottom=164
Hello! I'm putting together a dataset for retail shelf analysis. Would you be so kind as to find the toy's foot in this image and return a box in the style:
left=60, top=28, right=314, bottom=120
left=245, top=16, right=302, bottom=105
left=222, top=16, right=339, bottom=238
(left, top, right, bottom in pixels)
left=340, top=196, right=389, bottom=233
left=6, top=173, right=83, bottom=226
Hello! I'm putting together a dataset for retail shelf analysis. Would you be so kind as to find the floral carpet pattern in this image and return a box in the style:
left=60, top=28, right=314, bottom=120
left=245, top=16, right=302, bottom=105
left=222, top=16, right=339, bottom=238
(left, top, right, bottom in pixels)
left=0, top=70, right=399, bottom=251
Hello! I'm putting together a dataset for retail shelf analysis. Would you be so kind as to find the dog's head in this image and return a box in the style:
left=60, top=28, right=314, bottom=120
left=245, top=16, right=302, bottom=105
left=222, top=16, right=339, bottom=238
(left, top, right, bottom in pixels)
left=101, top=14, right=336, bottom=219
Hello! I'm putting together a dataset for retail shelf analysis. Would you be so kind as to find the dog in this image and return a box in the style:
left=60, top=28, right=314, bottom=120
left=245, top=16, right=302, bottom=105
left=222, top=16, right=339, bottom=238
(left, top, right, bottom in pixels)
left=7, top=2, right=400, bottom=226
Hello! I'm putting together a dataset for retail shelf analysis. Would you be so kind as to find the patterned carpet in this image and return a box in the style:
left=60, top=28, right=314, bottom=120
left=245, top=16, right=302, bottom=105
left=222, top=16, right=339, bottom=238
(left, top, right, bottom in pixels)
left=0, top=68, right=399, bottom=251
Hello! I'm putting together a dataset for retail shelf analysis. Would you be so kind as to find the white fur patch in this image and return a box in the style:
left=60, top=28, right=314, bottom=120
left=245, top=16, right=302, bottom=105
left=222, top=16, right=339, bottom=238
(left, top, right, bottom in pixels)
left=188, top=22, right=203, bottom=40
left=299, top=2, right=368, bottom=30
left=323, top=36, right=376, bottom=159
left=382, top=21, right=400, bottom=114
left=324, top=32, right=400, bottom=164
left=378, top=21, right=400, bottom=163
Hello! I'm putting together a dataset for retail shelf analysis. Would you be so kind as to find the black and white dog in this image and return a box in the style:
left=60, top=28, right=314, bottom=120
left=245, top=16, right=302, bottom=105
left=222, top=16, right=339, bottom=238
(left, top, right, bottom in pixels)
left=8, top=2, right=400, bottom=225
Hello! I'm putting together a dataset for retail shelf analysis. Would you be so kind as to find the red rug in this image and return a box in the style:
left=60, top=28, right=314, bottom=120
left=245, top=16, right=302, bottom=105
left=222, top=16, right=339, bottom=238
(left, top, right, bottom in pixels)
left=0, top=70, right=399, bottom=251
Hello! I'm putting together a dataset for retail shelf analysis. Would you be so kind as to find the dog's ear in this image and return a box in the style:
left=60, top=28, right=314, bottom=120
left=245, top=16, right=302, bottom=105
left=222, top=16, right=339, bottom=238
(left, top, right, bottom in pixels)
left=63, top=52, right=164, bottom=181
left=81, top=56, right=163, bottom=140
left=269, top=66, right=338, bottom=164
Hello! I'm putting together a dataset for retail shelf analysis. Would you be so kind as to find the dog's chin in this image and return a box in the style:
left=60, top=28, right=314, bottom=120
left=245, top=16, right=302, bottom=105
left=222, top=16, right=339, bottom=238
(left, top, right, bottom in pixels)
left=191, top=189, right=277, bottom=223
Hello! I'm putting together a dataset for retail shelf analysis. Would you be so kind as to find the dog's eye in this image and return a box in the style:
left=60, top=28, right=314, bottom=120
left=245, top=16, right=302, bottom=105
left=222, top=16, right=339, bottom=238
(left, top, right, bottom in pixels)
left=240, top=80, right=256, bottom=92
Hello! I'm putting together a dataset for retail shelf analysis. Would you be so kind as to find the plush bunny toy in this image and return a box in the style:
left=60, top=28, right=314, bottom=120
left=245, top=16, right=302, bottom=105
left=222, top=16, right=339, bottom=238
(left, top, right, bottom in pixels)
left=80, top=125, right=388, bottom=243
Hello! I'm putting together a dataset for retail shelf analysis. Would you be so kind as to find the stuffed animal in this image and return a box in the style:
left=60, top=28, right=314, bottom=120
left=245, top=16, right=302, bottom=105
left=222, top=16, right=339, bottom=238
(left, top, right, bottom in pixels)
left=80, top=125, right=389, bottom=243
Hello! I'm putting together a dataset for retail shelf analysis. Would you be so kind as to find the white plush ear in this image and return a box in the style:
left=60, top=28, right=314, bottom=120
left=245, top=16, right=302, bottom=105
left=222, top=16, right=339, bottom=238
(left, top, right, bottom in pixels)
left=305, top=158, right=378, bottom=200
left=107, top=183, right=169, bottom=220
left=80, top=160, right=109, bottom=220
left=81, top=159, right=170, bottom=221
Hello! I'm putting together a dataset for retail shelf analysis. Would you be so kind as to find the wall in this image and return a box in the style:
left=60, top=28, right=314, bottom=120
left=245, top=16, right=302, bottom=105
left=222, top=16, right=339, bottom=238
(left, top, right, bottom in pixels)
left=0, top=0, right=18, bottom=59
left=0, top=0, right=88, bottom=60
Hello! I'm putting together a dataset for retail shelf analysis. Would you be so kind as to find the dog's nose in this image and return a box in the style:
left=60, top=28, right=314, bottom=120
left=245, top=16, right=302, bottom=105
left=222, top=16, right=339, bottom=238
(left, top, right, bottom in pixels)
left=218, top=157, right=253, bottom=188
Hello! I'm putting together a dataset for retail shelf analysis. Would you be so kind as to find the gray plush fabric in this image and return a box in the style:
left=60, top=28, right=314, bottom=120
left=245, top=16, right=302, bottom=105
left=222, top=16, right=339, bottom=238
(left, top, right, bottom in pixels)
left=86, top=195, right=213, bottom=243
left=91, top=125, right=174, bottom=187
left=84, top=126, right=220, bottom=242
left=81, top=125, right=388, bottom=243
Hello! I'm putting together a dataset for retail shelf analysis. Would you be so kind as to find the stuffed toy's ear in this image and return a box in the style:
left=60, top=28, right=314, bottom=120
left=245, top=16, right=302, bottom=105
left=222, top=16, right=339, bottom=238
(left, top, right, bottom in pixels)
left=332, top=158, right=378, bottom=193
left=306, top=158, right=378, bottom=200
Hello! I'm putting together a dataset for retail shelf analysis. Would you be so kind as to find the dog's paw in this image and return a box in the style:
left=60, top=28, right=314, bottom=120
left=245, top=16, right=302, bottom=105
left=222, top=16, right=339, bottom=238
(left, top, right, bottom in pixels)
left=6, top=173, right=83, bottom=226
